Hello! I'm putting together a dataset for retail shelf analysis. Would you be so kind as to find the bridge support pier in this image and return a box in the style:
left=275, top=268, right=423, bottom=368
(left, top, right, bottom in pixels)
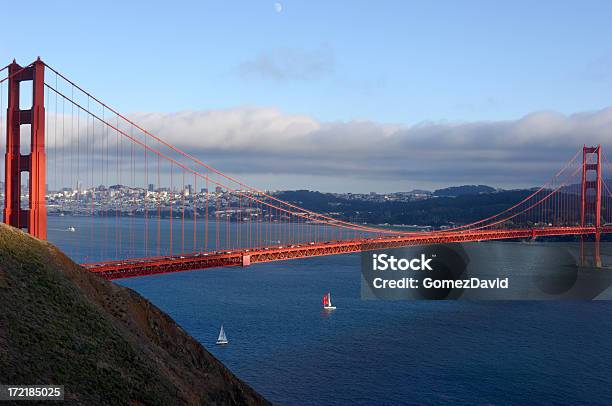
left=3, top=59, right=46, bottom=239
left=242, top=255, right=251, bottom=267
left=595, top=232, right=602, bottom=268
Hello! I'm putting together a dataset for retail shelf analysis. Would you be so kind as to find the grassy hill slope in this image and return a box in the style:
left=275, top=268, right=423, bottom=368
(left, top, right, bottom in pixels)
left=0, top=224, right=270, bottom=405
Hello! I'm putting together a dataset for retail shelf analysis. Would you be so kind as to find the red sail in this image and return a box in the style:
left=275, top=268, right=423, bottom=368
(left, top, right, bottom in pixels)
left=322, top=294, right=328, bottom=306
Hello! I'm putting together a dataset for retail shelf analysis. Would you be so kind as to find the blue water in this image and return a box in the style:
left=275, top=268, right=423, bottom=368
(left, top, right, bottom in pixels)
left=48, top=217, right=612, bottom=405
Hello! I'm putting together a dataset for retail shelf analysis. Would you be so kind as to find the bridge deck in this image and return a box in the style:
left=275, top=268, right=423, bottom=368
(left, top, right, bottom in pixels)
left=82, top=226, right=609, bottom=280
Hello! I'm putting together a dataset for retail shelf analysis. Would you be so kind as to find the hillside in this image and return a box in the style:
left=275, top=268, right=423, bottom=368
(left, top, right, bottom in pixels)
left=433, top=184, right=496, bottom=197
left=274, top=189, right=533, bottom=226
left=0, top=223, right=270, bottom=405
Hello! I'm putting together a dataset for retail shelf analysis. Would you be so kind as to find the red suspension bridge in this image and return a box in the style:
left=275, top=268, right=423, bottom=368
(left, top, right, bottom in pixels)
left=1, top=59, right=611, bottom=279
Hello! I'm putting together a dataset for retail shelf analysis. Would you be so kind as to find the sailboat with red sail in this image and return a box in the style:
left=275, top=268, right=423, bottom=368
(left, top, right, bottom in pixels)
left=322, top=292, right=336, bottom=311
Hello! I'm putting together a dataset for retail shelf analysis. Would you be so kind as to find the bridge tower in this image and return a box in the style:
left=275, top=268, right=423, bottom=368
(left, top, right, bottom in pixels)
left=3, top=59, right=46, bottom=239
left=580, top=145, right=602, bottom=267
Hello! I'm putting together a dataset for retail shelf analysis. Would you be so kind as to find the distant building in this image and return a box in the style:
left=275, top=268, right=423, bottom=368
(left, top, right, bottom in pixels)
left=148, top=183, right=155, bottom=192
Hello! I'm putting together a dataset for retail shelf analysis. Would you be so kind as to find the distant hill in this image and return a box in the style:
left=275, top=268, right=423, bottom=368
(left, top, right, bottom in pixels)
left=433, top=185, right=496, bottom=197
left=0, top=224, right=269, bottom=406
left=275, top=189, right=533, bottom=227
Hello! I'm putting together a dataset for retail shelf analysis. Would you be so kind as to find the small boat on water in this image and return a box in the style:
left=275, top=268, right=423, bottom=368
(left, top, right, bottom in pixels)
left=67, top=226, right=76, bottom=232
left=216, top=325, right=229, bottom=345
left=322, top=292, right=336, bottom=311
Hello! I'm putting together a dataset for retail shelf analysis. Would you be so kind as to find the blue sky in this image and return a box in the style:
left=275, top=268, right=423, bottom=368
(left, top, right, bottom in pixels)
left=2, top=0, right=611, bottom=123
left=2, top=1, right=612, bottom=191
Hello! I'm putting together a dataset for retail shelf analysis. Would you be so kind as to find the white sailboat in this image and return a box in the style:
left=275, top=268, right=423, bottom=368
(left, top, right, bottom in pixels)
left=322, top=292, right=336, bottom=311
left=216, top=324, right=229, bottom=345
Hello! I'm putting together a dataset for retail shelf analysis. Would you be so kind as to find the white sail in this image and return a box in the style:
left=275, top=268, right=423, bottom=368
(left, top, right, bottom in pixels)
left=323, top=292, right=336, bottom=310
left=216, top=325, right=228, bottom=344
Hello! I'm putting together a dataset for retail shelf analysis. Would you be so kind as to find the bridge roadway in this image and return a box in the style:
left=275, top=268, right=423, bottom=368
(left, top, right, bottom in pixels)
left=82, top=226, right=611, bottom=280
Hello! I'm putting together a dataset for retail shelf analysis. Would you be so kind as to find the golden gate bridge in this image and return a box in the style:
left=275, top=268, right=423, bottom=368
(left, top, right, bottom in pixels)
left=1, top=59, right=611, bottom=279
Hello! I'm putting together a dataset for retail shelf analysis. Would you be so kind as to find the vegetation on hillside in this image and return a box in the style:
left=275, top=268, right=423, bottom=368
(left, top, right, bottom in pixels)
left=0, top=224, right=269, bottom=405
left=275, top=189, right=534, bottom=226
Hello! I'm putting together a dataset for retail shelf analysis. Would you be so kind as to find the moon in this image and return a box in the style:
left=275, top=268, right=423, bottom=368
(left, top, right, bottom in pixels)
left=274, top=2, right=282, bottom=13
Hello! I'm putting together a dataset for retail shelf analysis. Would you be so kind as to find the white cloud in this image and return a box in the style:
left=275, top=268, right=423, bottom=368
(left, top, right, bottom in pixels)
left=238, top=48, right=335, bottom=82
left=44, top=106, right=612, bottom=192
